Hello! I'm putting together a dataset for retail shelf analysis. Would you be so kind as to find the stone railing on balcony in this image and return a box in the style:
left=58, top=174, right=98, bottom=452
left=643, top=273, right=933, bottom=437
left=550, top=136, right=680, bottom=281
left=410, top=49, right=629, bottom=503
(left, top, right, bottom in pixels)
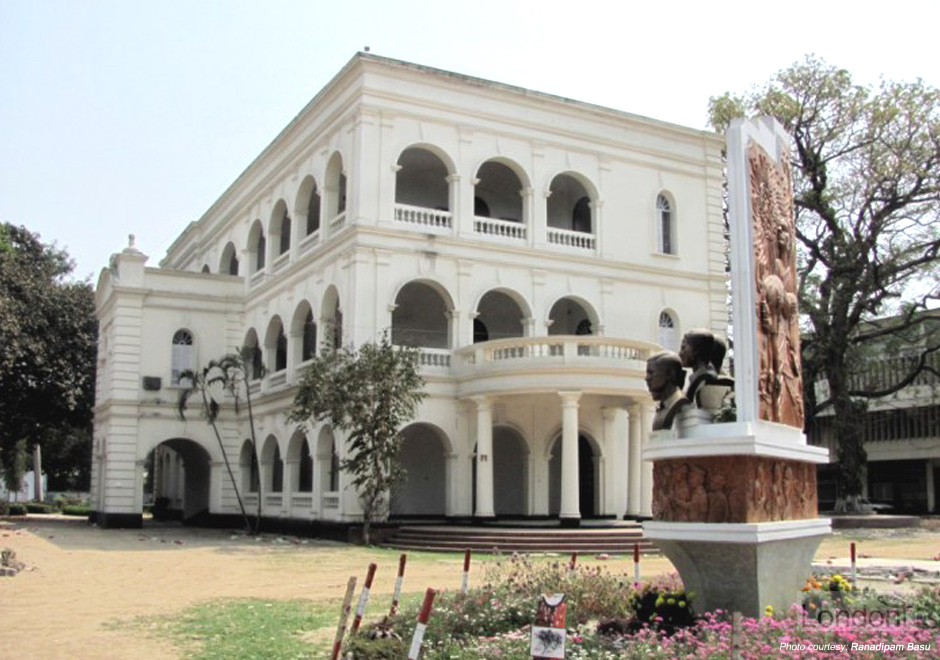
left=248, top=269, right=265, bottom=288
left=394, top=203, right=452, bottom=232
left=547, top=227, right=595, bottom=250
left=417, top=348, right=452, bottom=369
left=248, top=379, right=261, bottom=395
left=243, top=494, right=258, bottom=508
left=272, top=252, right=290, bottom=273
left=474, top=216, right=526, bottom=241
left=290, top=494, right=314, bottom=510
left=455, top=335, right=655, bottom=370
left=268, top=370, right=287, bottom=389
left=265, top=494, right=283, bottom=508
left=322, top=492, right=340, bottom=510
left=329, top=211, right=347, bottom=234
left=299, top=230, right=320, bottom=254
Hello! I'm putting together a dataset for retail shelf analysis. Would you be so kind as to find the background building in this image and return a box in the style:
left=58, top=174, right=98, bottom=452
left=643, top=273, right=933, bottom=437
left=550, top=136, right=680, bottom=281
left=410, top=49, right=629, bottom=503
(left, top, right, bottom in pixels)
left=91, top=53, right=727, bottom=528
left=809, top=316, right=940, bottom=513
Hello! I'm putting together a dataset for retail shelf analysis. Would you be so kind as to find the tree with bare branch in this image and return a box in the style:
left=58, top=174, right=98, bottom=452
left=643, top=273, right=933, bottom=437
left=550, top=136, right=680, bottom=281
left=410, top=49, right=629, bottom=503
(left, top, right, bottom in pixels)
left=709, top=56, right=940, bottom=510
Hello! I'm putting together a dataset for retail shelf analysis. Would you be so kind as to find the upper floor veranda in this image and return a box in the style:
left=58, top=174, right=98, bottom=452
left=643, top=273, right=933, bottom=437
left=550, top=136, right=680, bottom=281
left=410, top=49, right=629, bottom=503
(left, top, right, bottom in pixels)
left=160, top=54, right=725, bottom=295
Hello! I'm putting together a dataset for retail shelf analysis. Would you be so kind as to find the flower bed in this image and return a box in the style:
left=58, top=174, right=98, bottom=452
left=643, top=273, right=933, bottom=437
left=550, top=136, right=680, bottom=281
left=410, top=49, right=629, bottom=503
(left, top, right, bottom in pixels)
left=349, top=557, right=940, bottom=660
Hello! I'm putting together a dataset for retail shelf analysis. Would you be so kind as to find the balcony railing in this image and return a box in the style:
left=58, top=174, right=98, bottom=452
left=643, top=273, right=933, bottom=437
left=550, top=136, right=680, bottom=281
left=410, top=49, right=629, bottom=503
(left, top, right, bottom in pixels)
left=265, top=494, right=283, bottom=508
left=394, top=203, right=452, bottom=231
left=322, top=492, right=340, bottom=509
left=272, top=252, right=290, bottom=273
left=268, top=370, right=287, bottom=388
left=248, top=269, right=265, bottom=288
left=547, top=227, right=595, bottom=250
left=299, top=230, right=320, bottom=254
left=329, top=211, right=347, bottom=234
left=455, top=335, right=655, bottom=369
left=474, top=216, right=526, bottom=240
left=417, top=348, right=452, bottom=368
left=290, top=494, right=313, bottom=509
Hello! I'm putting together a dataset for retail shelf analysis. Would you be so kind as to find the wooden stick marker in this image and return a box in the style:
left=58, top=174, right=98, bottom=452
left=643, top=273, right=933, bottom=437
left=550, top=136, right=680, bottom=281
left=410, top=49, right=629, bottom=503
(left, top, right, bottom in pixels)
left=350, top=562, right=377, bottom=634
left=633, top=542, right=641, bottom=589
left=390, top=553, right=408, bottom=617
left=330, top=576, right=357, bottom=660
left=407, top=587, right=437, bottom=660
left=850, top=541, right=857, bottom=586
left=461, top=548, right=472, bottom=594
left=568, top=551, right=578, bottom=573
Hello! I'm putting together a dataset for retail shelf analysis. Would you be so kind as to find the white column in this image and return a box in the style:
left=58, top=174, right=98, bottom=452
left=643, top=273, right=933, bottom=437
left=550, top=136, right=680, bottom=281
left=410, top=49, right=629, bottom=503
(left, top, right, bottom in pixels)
left=473, top=396, right=495, bottom=518
left=640, top=404, right=655, bottom=518
left=209, top=461, right=223, bottom=514
left=605, top=407, right=629, bottom=518
left=559, top=391, right=582, bottom=521
left=283, top=458, right=298, bottom=516
left=627, top=405, right=642, bottom=517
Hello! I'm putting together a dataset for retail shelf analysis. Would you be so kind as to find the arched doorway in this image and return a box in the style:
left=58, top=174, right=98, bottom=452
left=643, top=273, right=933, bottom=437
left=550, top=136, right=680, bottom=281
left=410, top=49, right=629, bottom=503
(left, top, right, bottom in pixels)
left=390, top=424, right=449, bottom=517
left=548, top=434, right=598, bottom=518
left=472, top=426, right=529, bottom=516
left=148, top=438, right=212, bottom=523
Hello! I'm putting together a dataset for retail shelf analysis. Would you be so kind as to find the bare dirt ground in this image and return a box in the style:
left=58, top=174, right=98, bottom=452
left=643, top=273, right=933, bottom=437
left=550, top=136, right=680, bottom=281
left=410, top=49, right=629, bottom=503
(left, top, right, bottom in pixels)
left=1, top=515, right=938, bottom=659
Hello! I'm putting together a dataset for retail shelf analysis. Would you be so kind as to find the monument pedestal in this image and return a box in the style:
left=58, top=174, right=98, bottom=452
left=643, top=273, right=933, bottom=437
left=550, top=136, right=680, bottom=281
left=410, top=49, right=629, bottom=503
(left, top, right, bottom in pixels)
left=642, top=421, right=830, bottom=619
left=645, top=520, right=828, bottom=617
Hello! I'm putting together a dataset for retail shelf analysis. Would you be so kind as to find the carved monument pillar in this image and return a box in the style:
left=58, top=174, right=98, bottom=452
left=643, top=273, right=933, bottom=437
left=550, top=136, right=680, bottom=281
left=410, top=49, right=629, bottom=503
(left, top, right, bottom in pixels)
left=642, top=116, right=831, bottom=619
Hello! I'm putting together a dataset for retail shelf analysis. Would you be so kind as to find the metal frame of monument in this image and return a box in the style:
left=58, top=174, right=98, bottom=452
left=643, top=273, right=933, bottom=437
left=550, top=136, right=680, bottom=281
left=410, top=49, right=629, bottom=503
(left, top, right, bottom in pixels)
left=642, top=117, right=831, bottom=618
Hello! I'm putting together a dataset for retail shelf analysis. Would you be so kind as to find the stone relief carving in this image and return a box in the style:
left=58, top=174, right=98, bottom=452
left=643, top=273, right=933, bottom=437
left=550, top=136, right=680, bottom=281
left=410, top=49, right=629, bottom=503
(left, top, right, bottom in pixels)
left=749, top=142, right=804, bottom=429
left=652, top=456, right=817, bottom=523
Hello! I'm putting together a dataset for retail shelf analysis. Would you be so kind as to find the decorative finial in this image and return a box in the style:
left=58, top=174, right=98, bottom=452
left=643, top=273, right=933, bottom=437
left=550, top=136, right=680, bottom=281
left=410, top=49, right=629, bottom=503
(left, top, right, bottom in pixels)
left=128, top=234, right=136, bottom=249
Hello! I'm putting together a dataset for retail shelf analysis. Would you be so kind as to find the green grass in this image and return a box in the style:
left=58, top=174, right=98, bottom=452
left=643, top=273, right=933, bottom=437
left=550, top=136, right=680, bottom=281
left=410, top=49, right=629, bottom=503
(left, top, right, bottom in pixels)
left=130, top=599, right=335, bottom=659
left=123, top=591, right=430, bottom=659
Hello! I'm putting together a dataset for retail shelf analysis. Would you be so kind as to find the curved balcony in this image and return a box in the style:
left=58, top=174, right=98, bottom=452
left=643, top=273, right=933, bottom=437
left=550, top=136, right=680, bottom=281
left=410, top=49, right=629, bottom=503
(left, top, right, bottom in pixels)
left=453, top=335, right=658, bottom=398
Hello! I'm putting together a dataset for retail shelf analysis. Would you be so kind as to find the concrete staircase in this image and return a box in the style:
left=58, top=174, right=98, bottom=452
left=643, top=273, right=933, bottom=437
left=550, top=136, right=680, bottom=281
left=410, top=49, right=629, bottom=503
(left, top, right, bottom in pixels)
left=383, top=522, right=658, bottom=555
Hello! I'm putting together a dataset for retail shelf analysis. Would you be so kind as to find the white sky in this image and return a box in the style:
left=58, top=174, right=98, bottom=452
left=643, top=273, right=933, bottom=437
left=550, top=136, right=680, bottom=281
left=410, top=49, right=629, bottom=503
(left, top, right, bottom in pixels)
left=2, top=0, right=938, bottom=281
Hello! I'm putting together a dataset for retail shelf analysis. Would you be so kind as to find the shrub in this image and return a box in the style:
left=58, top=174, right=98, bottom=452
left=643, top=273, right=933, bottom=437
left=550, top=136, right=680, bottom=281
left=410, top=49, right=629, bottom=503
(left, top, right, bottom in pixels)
left=343, top=635, right=405, bottom=659
left=625, top=573, right=695, bottom=634
left=26, top=502, right=57, bottom=514
left=2, top=503, right=27, bottom=516
left=61, top=505, right=91, bottom=516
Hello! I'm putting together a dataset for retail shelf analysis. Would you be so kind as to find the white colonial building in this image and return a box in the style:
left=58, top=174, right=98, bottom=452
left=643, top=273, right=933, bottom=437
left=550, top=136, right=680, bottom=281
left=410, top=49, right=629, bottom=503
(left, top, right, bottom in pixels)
left=91, top=53, right=727, bottom=528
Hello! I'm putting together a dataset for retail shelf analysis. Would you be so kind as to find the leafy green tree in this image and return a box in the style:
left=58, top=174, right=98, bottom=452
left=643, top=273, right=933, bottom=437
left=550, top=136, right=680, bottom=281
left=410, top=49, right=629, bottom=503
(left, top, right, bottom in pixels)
left=709, top=57, right=940, bottom=510
left=0, top=223, right=97, bottom=492
left=289, top=331, right=426, bottom=544
left=178, top=348, right=263, bottom=534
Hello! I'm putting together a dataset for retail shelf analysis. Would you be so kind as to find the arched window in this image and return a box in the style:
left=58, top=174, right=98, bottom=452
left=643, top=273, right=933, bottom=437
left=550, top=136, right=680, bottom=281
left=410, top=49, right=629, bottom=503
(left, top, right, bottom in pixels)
left=279, top=213, right=291, bottom=255
left=302, top=309, right=317, bottom=361
left=271, top=444, right=283, bottom=493
left=256, top=234, right=266, bottom=270
left=298, top=438, right=313, bottom=492
left=659, top=310, right=678, bottom=351
left=220, top=242, right=239, bottom=276
left=200, top=264, right=210, bottom=274
left=243, top=329, right=263, bottom=381
left=329, top=441, right=340, bottom=491
left=171, top=330, right=194, bottom=386
left=657, top=194, right=676, bottom=255
left=240, top=441, right=259, bottom=493
left=276, top=328, right=287, bottom=372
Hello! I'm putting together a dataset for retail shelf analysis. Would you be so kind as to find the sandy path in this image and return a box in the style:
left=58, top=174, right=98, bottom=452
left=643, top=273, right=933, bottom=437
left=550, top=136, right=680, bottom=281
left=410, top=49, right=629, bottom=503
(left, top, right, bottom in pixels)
left=0, top=517, right=482, bottom=659
left=5, top=515, right=932, bottom=659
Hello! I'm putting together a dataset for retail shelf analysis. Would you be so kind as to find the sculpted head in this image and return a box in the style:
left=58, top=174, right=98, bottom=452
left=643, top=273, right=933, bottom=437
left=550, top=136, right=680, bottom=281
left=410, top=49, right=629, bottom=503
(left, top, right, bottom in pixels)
left=679, top=329, right=715, bottom=371
left=645, top=351, right=686, bottom=401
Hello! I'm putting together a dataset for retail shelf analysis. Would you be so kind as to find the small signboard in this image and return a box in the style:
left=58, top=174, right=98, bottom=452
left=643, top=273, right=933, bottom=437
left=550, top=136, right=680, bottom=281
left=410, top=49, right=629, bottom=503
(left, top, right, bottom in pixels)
left=531, top=593, right=566, bottom=659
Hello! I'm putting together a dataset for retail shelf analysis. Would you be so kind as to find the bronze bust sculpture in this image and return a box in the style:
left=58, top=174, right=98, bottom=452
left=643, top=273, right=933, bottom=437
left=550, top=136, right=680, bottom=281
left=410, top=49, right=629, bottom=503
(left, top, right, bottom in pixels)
left=646, top=351, right=690, bottom=431
left=678, top=329, right=734, bottom=410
